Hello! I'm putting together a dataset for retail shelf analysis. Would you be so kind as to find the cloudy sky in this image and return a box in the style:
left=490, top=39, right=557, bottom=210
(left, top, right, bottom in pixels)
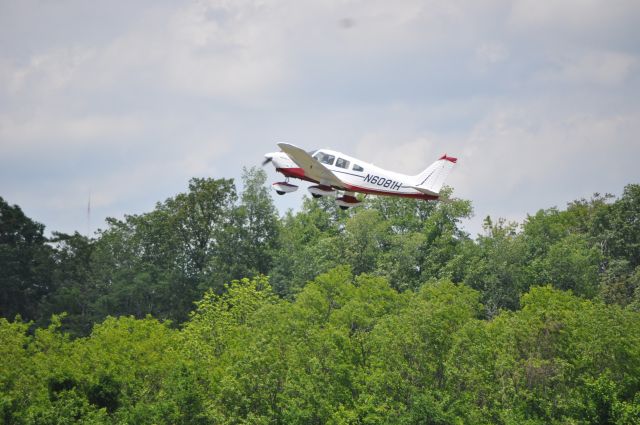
left=1, top=0, right=639, bottom=237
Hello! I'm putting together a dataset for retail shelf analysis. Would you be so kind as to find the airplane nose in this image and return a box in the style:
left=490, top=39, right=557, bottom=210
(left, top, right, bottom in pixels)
left=262, top=152, right=275, bottom=166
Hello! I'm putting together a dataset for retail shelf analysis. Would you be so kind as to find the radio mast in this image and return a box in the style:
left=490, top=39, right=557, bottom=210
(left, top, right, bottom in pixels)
left=87, top=192, right=91, bottom=238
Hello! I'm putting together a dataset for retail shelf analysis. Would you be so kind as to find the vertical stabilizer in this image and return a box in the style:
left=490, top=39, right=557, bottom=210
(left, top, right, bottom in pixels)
left=410, top=155, right=457, bottom=196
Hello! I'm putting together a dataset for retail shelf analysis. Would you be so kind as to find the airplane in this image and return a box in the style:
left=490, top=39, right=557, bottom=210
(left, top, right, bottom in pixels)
left=263, top=143, right=457, bottom=209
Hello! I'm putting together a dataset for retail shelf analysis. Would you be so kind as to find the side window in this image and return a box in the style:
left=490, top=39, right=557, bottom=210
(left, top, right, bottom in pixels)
left=352, top=164, right=364, bottom=172
left=318, top=153, right=335, bottom=165
left=336, top=158, right=350, bottom=169
left=313, top=152, right=334, bottom=165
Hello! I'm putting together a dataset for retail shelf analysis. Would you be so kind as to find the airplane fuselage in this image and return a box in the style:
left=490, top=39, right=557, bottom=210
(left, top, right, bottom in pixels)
left=269, top=148, right=439, bottom=200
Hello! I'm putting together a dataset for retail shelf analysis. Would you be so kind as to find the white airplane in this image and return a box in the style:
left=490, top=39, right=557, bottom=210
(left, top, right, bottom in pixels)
left=263, top=143, right=457, bottom=209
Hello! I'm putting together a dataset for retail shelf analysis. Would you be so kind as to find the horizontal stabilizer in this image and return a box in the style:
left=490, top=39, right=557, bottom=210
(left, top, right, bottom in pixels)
left=407, top=185, right=440, bottom=197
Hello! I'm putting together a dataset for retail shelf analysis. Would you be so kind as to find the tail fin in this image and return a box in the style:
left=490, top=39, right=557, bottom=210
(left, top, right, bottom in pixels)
left=409, top=154, right=457, bottom=196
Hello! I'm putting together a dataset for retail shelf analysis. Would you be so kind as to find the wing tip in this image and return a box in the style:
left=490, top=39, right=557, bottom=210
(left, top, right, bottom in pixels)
left=277, top=142, right=298, bottom=150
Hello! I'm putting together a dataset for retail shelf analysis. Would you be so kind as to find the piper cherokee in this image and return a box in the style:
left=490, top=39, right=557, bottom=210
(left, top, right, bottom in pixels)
left=263, top=143, right=457, bottom=209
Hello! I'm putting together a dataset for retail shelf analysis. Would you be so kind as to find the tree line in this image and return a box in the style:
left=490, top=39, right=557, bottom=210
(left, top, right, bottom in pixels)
left=1, top=169, right=639, bottom=423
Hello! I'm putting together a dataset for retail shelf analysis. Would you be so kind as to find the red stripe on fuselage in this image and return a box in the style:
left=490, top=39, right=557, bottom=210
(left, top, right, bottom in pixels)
left=343, top=183, right=439, bottom=201
left=276, top=167, right=318, bottom=183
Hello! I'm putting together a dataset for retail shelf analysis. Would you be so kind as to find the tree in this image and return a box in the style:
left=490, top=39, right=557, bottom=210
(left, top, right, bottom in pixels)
left=167, top=177, right=237, bottom=288
left=91, top=178, right=238, bottom=323
left=543, top=234, right=601, bottom=297
left=417, top=190, right=473, bottom=282
left=0, top=318, right=34, bottom=423
left=181, top=275, right=281, bottom=422
left=44, top=232, right=98, bottom=335
left=608, top=184, right=640, bottom=268
left=446, top=286, right=640, bottom=423
left=215, top=167, right=280, bottom=281
left=91, top=210, right=180, bottom=321
left=0, top=197, right=54, bottom=321
left=463, top=217, right=529, bottom=316
left=342, top=209, right=390, bottom=276
left=358, top=280, right=481, bottom=423
left=269, top=196, right=349, bottom=296
left=377, top=231, right=427, bottom=291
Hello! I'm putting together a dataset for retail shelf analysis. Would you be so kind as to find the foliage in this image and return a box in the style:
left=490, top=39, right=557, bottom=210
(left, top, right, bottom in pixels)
left=0, top=197, right=53, bottom=321
left=1, top=175, right=639, bottom=422
left=2, top=270, right=640, bottom=423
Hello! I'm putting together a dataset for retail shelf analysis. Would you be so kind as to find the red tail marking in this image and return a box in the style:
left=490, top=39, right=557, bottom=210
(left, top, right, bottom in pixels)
left=439, top=154, right=457, bottom=163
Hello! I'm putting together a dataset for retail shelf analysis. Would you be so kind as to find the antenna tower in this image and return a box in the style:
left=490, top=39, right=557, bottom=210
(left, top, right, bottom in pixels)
left=87, top=192, right=91, bottom=238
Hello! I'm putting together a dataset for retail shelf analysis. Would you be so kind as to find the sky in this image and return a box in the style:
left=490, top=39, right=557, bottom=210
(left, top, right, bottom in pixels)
left=1, top=0, right=639, bottom=238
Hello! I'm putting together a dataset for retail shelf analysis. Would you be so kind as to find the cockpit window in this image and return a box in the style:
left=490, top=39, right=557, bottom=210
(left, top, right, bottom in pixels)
left=336, top=158, right=350, bottom=169
left=313, top=152, right=335, bottom=166
left=352, top=164, right=364, bottom=172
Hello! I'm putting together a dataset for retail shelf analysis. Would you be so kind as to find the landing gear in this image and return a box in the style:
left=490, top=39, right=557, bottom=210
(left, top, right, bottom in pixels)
left=308, top=185, right=336, bottom=198
left=272, top=180, right=298, bottom=195
left=339, top=205, right=349, bottom=210
left=336, top=193, right=361, bottom=209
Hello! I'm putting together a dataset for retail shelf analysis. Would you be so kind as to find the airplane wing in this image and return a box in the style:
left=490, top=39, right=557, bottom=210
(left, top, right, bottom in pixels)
left=277, top=143, right=345, bottom=188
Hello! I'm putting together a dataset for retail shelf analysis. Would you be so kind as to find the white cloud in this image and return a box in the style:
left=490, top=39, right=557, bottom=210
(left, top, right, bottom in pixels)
left=453, top=102, right=640, bottom=203
left=1, top=47, right=93, bottom=95
left=1, top=0, right=639, bottom=236
left=473, top=42, right=509, bottom=70
left=0, top=114, right=143, bottom=154
left=159, top=1, right=290, bottom=100
left=0, top=1, right=290, bottom=103
left=508, top=0, right=640, bottom=38
left=354, top=132, right=441, bottom=174
left=537, top=50, right=637, bottom=86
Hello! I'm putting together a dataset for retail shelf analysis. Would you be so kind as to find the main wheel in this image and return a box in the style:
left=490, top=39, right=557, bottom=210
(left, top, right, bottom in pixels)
left=276, top=191, right=285, bottom=195
left=311, top=193, right=322, bottom=198
left=339, top=205, right=349, bottom=210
